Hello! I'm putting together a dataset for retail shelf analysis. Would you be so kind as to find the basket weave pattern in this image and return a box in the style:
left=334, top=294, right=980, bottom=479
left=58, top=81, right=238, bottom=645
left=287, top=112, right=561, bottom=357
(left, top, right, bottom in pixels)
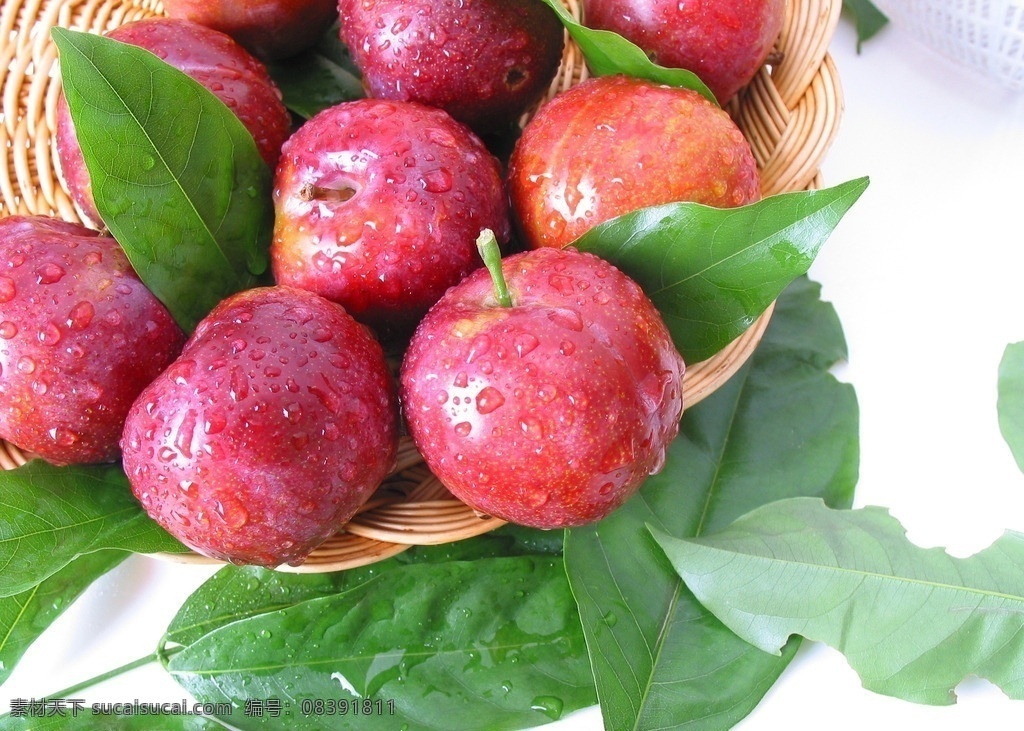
left=874, top=0, right=1024, bottom=90
left=0, top=0, right=844, bottom=571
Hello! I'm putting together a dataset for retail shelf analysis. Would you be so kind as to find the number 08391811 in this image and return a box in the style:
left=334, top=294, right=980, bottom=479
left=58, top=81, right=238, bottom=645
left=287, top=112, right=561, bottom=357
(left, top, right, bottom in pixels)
left=299, top=697, right=397, bottom=716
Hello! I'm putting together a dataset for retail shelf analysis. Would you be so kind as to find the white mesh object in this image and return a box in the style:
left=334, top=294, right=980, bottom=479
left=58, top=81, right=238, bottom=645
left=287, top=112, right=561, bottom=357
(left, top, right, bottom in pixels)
left=873, top=0, right=1024, bottom=90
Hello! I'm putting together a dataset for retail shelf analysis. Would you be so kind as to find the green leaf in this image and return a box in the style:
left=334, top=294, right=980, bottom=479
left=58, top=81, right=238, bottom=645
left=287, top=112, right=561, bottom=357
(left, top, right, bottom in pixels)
left=536, top=0, right=716, bottom=103
left=164, top=567, right=369, bottom=650
left=564, top=276, right=859, bottom=731
left=574, top=177, right=869, bottom=363
left=266, top=27, right=364, bottom=119
left=52, top=28, right=273, bottom=333
left=998, top=341, right=1024, bottom=473
left=165, top=525, right=563, bottom=648
left=167, top=557, right=596, bottom=730
left=655, top=497, right=1024, bottom=705
left=0, top=461, right=187, bottom=597
left=842, top=0, right=889, bottom=52
left=0, top=551, right=126, bottom=684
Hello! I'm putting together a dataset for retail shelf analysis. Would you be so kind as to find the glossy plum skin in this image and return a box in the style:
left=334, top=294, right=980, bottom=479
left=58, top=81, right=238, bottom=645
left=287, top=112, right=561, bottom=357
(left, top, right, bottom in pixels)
left=0, top=216, right=186, bottom=465
left=271, top=99, right=511, bottom=337
left=507, top=75, right=761, bottom=250
left=162, top=0, right=338, bottom=60
left=338, top=0, right=565, bottom=134
left=121, top=286, right=399, bottom=567
left=400, top=247, right=684, bottom=529
left=55, top=18, right=292, bottom=228
left=583, top=0, right=786, bottom=104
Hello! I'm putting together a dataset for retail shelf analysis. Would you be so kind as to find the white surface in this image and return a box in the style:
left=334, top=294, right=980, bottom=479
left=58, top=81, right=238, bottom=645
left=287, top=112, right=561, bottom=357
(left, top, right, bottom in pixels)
left=5, top=16, right=1024, bottom=730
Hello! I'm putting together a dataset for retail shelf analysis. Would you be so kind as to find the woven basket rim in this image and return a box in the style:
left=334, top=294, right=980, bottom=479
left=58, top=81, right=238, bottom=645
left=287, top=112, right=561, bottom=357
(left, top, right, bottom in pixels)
left=0, top=0, right=845, bottom=572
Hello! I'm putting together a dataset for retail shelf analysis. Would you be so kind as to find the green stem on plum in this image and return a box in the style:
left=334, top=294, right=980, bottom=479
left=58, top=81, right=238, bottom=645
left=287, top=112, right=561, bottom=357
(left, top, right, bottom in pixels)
left=476, top=228, right=513, bottom=308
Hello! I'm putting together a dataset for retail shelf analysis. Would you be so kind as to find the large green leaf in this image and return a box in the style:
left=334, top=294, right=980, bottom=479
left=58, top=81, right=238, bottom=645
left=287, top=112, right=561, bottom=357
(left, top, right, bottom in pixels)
left=164, top=566, right=372, bottom=650
left=0, top=551, right=125, bottom=684
left=574, top=178, right=869, bottom=363
left=536, top=0, right=716, bottom=102
left=564, top=276, right=859, bottom=731
left=998, top=341, right=1024, bottom=473
left=0, top=461, right=187, bottom=597
left=167, top=557, right=596, bottom=730
left=655, top=497, right=1024, bottom=705
left=164, top=526, right=564, bottom=648
left=52, top=29, right=272, bottom=333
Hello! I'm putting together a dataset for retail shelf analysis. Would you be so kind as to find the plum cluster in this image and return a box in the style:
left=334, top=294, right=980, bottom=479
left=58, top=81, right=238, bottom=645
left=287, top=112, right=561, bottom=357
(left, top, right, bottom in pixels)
left=0, top=0, right=781, bottom=566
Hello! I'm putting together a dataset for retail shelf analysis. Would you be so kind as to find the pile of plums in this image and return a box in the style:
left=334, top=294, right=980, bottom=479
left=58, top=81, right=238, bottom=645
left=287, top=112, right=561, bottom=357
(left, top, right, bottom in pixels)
left=0, top=0, right=781, bottom=566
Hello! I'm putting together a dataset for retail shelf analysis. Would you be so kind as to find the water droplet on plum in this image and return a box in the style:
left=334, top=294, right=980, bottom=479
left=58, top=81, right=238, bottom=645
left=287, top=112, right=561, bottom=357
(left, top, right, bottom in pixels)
left=0, top=277, right=15, bottom=302
left=36, top=263, right=65, bottom=284
left=308, top=377, right=343, bottom=413
left=475, top=386, right=505, bottom=414
left=547, top=308, right=584, bottom=331
left=600, top=441, right=636, bottom=473
left=519, top=417, right=545, bottom=439
left=527, top=491, right=550, bottom=508
left=176, top=410, right=199, bottom=458
left=215, top=496, right=249, bottom=529
left=514, top=333, right=539, bottom=357
left=37, top=321, right=62, bottom=345
left=48, top=427, right=79, bottom=447
left=536, top=385, right=558, bottom=403
left=67, top=301, right=95, bottom=330
left=77, top=380, right=103, bottom=401
left=284, top=402, right=303, bottom=424
left=467, top=334, right=491, bottom=363
left=205, top=412, right=227, bottom=435
left=229, top=366, right=249, bottom=402
left=422, top=167, right=453, bottom=193
left=547, top=274, right=575, bottom=296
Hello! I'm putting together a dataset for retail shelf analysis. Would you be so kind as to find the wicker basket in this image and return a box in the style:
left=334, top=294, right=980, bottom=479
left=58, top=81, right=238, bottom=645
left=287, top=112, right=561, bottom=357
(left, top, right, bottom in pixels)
left=0, top=0, right=844, bottom=571
left=873, top=0, right=1024, bottom=90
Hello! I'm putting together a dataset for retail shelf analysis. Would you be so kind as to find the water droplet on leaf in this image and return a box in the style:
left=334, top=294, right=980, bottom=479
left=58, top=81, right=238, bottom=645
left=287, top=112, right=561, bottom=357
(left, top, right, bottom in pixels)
left=530, top=696, right=564, bottom=720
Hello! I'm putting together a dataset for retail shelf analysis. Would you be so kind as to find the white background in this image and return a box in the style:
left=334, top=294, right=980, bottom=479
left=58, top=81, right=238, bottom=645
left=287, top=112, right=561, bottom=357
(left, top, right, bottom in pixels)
left=5, top=12, right=1024, bottom=730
